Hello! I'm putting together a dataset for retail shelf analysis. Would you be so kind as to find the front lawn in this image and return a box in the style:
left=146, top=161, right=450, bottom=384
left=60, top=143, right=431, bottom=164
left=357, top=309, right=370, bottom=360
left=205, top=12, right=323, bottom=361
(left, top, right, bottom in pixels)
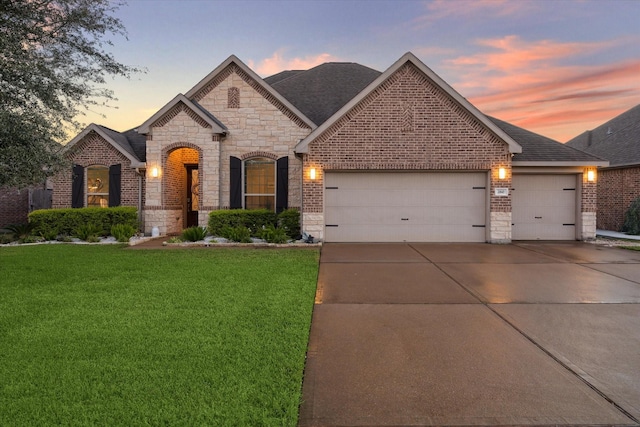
left=0, top=245, right=319, bottom=426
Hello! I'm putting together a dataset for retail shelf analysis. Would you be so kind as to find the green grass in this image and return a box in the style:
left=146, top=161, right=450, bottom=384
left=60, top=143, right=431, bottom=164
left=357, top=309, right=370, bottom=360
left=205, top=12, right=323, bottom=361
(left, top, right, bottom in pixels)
left=0, top=245, right=319, bottom=426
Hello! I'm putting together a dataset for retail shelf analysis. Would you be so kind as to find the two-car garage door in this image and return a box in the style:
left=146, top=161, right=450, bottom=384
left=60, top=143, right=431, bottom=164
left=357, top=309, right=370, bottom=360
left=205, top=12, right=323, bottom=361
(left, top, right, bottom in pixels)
left=323, top=172, right=579, bottom=242
left=324, top=172, right=487, bottom=242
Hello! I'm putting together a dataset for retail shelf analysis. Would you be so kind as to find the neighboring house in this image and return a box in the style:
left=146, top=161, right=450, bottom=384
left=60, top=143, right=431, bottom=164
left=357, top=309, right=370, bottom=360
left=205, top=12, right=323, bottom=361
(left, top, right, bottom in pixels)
left=51, top=52, right=606, bottom=243
left=0, top=185, right=52, bottom=229
left=566, top=104, right=640, bottom=231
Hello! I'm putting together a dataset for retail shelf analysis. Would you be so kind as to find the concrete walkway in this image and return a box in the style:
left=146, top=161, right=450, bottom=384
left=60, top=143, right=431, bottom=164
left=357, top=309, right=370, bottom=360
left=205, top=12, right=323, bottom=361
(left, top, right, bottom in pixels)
left=299, top=242, right=640, bottom=426
left=598, top=229, right=640, bottom=240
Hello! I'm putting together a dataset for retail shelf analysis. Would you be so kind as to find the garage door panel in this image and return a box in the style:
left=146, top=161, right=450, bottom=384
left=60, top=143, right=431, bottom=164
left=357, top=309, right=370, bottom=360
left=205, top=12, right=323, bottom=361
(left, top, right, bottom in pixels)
left=415, top=206, right=485, bottom=225
left=324, top=172, right=487, bottom=242
left=325, top=224, right=486, bottom=243
left=325, top=206, right=401, bottom=225
left=513, top=190, right=576, bottom=207
left=512, top=175, right=577, bottom=240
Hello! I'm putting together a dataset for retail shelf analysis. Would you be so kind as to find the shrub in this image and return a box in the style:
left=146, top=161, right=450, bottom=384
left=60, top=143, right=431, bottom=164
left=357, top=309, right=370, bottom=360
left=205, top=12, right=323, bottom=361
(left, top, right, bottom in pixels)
left=221, top=226, right=252, bottom=243
left=39, top=228, right=59, bottom=241
left=111, top=223, right=137, bottom=242
left=3, top=223, right=35, bottom=240
left=74, top=224, right=103, bottom=241
left=208, top=209, right=277, bottom=236
left=0, top=233, right=15, bottom=244
left=259, top=225, right=289, bottom=244
left=277, top=208, right=301, bottom=239
left=623, top=196, right=640, bottom=234
left=21, top=235, right=44, bottom=244
left=182, top=226, right=208, bottom=242
left=29, top=207, right=138, bottom=237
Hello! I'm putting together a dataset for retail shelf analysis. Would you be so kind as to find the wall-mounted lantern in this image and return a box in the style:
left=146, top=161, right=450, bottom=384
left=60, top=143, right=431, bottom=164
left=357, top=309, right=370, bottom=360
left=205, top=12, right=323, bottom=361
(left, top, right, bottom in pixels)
left=587, top=170, right=595, bottom=182
left=498, top=167, right=506, bottom=180
left=151, top=167, right=159, bottom=178
left=309, top=168, right=317, bottom=180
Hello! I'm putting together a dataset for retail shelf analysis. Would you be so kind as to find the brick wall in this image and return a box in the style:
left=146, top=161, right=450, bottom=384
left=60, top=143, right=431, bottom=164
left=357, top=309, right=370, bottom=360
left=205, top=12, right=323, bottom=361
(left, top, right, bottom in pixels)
left=0, top=188, right=29, bottom=227
left=597, top=167, right=640, bottom=231
left=51, top=132, right=142, bottom=209
left=302, top=62, right=511, bottom=240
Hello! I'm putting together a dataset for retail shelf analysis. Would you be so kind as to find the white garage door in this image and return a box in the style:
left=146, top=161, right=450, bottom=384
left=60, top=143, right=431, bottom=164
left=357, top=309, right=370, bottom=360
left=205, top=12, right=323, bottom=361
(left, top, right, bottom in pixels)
left=324, top=172, right=487, bottom=242
left=512, top=175, right=577, bottom=240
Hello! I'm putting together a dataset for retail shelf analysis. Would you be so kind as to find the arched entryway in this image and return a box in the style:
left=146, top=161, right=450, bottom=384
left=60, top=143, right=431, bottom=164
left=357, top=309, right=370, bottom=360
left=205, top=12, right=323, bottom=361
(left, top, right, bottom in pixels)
left=164, top=146, right=201, bottom=229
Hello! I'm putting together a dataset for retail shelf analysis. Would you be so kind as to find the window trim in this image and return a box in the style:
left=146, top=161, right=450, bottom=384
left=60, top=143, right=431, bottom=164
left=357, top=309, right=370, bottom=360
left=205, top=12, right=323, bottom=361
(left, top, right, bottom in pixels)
left=86, top=165, right=109, bottom=208
left=242, top=157, right=276, bottom=211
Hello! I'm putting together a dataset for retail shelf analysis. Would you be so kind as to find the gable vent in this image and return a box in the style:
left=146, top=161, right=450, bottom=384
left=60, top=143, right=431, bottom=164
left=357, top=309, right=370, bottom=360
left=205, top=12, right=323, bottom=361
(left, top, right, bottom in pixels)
left=228, top=87, right=240, bottom=109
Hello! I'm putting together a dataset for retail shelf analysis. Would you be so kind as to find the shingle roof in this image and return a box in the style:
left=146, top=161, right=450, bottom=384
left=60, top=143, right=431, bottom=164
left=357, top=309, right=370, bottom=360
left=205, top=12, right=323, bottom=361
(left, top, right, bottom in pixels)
left=487, top=117, right=606, bottom=163
left=122, top=128, right=147, bottom=162
left=268, top=62, right=381, bottom=126
left=79, top=58, right=606, bottom=168
left=565, top=104, right=640, bottom=167
left=97, top=125, right=145, bottom=162
left=264, top=70, right=304, bottom=85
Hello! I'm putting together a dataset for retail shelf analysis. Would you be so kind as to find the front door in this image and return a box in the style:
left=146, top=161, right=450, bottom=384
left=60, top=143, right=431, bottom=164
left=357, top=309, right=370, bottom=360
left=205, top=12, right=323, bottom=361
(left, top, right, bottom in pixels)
left=186, top=165, right=199, bottom=228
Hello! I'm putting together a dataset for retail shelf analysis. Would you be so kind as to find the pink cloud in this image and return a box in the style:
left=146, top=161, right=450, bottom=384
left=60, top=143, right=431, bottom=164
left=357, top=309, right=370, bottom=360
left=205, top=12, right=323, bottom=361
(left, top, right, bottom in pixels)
left=251, top=50, right=340, bottom=77
left=443, top=36, right=640, bottom=141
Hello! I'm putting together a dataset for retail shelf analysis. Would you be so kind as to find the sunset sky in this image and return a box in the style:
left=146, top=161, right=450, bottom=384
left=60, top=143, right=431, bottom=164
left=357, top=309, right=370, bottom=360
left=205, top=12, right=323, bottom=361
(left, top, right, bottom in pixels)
left=83, top=0, right=640, bottom=143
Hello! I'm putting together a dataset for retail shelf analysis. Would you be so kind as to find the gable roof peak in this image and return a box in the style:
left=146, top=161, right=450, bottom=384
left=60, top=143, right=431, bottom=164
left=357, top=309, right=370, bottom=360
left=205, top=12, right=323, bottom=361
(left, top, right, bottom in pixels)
left=183, top=55, right=316, bottom=129
left=137, top=93, right=227, bottom=135
left=295, top=52, right=522, bottom=154
left=64, top=123, right=145, bottom=167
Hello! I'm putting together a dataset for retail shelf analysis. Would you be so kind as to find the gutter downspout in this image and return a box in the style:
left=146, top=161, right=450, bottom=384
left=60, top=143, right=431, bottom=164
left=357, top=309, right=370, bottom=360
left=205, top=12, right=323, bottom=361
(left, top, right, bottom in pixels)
left=135, top=168, right=144, bottom=234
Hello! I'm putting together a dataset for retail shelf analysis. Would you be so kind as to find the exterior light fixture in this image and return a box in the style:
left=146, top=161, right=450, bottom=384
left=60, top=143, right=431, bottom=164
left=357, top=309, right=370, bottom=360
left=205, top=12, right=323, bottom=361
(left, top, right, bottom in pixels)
left=309, top=168, right=316, bottom=180
left=151, top=167, right=159, bottom=178
left=587, top=170, right=595, bottom=182
left=498, top=167, right=506, bottom=180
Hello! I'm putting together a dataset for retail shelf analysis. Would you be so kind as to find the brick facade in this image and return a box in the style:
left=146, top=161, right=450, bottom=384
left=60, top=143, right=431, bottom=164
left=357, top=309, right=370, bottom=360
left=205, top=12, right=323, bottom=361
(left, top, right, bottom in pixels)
left=51, top=132, right=143, bottom=210
left=301, top=62, right=512, bottom=242
left=44, top=54, right=601, bottom=242
left=597, top=167, right=640, bottom=231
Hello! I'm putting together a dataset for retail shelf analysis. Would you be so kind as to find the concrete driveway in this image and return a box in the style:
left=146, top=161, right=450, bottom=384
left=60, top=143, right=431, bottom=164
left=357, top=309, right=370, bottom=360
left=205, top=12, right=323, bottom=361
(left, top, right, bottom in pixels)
left=298, top=242, right=640, bottom=426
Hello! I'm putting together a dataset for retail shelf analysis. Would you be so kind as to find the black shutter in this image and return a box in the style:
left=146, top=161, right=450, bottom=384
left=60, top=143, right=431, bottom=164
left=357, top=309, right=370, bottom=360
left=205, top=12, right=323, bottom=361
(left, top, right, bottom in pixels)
left=72, top=164, right=84, bottom=208
left=276, top=156, right=289, bottom=213
left=230, top=156, right=242, bottom=209
left=109, top=164, right=121, bottom=207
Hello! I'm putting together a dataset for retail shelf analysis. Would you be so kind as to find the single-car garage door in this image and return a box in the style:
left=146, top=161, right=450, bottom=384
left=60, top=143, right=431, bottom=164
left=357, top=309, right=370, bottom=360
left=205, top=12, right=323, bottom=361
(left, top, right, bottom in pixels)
left=512, top=174, right=577, bottom=240
left=324, top=172, right=487, bottom=242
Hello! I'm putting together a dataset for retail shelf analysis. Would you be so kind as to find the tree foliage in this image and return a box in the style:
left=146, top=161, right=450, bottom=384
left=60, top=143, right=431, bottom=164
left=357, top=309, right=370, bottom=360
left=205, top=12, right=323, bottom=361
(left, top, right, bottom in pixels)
left=0, top=0, right=140, bottom=188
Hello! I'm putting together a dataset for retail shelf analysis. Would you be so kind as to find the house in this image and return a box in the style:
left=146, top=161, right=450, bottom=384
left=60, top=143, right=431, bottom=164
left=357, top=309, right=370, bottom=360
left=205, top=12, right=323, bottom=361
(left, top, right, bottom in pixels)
left=51, top=52, right=606, bottom=243
left=566, top=104, right=640, bottom=231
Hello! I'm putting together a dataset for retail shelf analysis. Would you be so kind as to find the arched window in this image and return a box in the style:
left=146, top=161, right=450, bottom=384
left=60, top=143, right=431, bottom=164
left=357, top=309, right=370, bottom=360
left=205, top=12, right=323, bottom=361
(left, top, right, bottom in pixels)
left=87, top=165, right=109, bottom=207
left=244, top=157, right=275, bottom=210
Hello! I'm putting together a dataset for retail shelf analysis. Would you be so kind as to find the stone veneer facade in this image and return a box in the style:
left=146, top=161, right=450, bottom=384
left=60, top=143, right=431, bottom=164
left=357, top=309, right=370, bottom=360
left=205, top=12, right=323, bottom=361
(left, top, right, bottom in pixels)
left=143, top=63, right=311, bottom=235
left=301, top=63, right=513, bottom=243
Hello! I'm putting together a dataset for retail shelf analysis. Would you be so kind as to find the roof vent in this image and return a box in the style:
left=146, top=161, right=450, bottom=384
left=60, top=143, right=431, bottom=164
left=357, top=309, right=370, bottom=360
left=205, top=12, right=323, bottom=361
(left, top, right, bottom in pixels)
left=607, top=127, right=613, bottom=135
